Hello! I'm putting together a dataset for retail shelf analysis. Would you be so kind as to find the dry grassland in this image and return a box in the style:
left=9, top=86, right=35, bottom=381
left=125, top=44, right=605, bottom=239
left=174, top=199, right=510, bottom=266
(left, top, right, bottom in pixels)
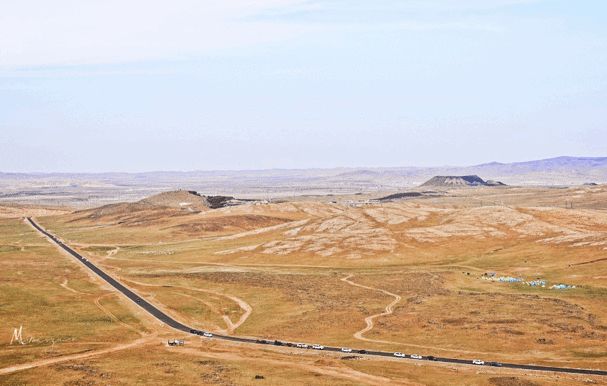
left=2, top=186, right=607, bottom=385
left=0, top=218, right=150, bottom=371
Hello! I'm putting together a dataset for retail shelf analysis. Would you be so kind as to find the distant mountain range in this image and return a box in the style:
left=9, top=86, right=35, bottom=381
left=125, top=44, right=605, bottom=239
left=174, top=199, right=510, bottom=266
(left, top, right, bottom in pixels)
left=442, top=156, right=607, bottom=186
left=1, top=157, right=605, bottom=206
left=324, top=156, right=607, bottom=187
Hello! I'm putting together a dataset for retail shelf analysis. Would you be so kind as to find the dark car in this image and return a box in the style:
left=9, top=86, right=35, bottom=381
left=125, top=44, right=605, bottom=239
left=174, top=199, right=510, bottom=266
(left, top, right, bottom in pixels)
left=359, top=349, right=367, bottom=354
left=489, top=362, right=502, bottom=367
left=427, top=355, right=437, bottom=361
left=274, top=340, right=284, bottom=346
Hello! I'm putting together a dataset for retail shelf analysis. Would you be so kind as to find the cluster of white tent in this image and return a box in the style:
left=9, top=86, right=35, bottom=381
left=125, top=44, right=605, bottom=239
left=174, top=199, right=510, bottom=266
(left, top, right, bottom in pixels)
left=481, top=273, right=576, bottom=290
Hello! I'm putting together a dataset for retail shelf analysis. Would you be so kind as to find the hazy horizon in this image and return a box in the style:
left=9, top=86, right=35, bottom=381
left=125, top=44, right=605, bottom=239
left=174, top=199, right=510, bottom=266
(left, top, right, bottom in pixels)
left=1, top=155, right=606, bottom=175
left=2, top=1, right=606, bottom=172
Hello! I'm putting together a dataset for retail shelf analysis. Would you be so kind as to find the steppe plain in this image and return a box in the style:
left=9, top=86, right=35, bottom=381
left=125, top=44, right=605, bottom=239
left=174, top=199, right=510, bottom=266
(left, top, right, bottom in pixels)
left=1, top=184, right=606, bottom=385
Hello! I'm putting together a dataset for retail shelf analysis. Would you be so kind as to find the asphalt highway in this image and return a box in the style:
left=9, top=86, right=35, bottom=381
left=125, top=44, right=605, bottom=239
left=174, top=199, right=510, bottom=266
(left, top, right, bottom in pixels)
left=27, top=217, right=607, bottom=377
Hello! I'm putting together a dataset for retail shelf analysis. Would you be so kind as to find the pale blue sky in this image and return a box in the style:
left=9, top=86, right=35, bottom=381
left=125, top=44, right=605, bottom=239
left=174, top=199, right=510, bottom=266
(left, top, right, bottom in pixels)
left=1, top=0, right=606, bottom=172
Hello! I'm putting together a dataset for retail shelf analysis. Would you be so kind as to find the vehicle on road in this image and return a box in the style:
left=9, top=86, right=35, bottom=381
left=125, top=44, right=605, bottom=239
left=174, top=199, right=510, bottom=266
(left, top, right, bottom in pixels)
left=359, top=349, right=367, bottom=354
left=203, top=332, right=213, bottom=338
left=411, top=354, right=422, bottom=360
left=312, top=344, right=324, bottom=350
left=393, top=352, right=406, bottom=358
left=427, top=355, right=437, bottom=361
left=296, top=343, right=308, bottom=348
left=26, top=218, right=607, bottom=379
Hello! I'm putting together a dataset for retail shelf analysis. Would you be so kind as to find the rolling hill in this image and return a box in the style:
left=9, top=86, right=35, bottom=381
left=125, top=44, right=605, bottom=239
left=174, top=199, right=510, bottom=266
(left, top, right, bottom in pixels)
left=1, top=157, right=605, bottom=207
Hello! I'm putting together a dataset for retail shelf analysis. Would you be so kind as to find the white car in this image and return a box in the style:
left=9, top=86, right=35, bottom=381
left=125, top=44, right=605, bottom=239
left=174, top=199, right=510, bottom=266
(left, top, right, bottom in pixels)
left=472, top=359, right=485, bottom=365
left=410, top=354, right=422, bottom=360
left=312, top=344, right=325, bottom=350
left=203, top=332, right=213, bottom=338
left=393, top=352, right=405, bottom=358
left=341, top=348, right=352, bottom=353
left=296, top=343, right=308, bottom=349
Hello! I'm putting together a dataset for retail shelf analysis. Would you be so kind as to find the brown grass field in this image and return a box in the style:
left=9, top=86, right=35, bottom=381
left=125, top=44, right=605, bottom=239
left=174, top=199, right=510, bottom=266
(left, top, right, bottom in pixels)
left=1, top=185, right=606, bottom=385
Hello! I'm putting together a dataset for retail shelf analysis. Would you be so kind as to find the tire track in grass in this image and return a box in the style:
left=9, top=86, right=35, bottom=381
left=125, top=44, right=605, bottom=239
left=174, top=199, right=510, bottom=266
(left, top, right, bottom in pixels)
left=340, top=274, right=401, bottom=342
left=124, top=279, right=252, bottom=334
left=0, top=334, right=157, bottom=376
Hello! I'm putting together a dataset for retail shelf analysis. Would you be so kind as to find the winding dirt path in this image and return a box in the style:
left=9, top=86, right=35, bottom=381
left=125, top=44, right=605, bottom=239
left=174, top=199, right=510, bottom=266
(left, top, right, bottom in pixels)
left=340, top=274, right=401, bottom=342
left=339, top=274, right=524, bottom=357
left=0, top=334, right=156, bottom=376
left=124, top=279, right=252, bottom=334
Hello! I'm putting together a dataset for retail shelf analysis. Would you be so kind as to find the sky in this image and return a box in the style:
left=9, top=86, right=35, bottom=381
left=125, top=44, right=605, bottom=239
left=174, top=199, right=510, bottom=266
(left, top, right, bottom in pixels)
left=1, top=0, right=606, bottom=172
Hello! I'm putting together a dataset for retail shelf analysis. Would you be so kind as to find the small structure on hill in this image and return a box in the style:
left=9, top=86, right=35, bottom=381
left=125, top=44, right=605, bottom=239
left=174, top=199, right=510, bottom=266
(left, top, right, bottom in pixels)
left=168, top=339, right=185, bottom=346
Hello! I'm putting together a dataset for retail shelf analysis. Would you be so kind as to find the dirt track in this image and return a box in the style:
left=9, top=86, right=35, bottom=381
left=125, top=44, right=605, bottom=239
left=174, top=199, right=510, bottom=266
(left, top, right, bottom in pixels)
left=0, top=334, right=156, bottom=376
left=94, top=292, right=142, bottom=334
left=341, top=274, right=402, bottom=341
left=175, top=347, right=418, bottom=386
left=123, top=278, right=252, bottom=334
left=339, top=274, right=510, bottom=356
left=21, top=217, right=607, bottom=379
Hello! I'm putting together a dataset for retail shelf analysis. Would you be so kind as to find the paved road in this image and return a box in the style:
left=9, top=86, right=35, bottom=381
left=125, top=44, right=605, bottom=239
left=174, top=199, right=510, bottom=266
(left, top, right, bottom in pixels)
left=27, top=218, right=607, bottom=377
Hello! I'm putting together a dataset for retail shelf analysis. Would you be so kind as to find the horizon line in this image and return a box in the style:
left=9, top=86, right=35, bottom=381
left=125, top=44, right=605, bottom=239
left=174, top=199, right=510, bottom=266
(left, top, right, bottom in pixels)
left=1, top=155, right=607, bottom=175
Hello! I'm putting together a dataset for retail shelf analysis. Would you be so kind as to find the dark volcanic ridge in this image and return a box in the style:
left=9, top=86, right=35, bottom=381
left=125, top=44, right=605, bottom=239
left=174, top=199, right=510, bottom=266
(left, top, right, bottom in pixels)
left=75, top=190, right=254, bottom=220
left=139, top=190, right=243, bottom=210
left=421, top=175, right=505, bottom=188
left=377, top=190, right=444, bottom=202
left=377, top=175, right=506, bottom=202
